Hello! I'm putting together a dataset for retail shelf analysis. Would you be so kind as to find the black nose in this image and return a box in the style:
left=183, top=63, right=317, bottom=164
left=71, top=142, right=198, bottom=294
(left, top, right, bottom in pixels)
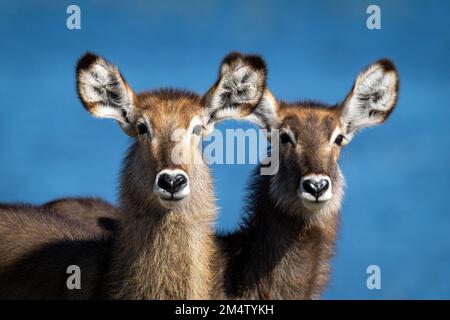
left=157, top=173, right=188, bottom=194
left=302, top=179, right=329, bottom=199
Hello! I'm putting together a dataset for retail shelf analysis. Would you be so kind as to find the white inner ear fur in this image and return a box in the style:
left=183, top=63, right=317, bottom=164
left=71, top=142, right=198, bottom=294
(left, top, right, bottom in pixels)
left=341, top=63, right=398, bottom=139
left=210, top=65, right=262, bottom=114
left=247, top=90, right=279, bottom=129
left=210, top=89, right=279, bottom=131
left=78, top=59, right=133, bottom=123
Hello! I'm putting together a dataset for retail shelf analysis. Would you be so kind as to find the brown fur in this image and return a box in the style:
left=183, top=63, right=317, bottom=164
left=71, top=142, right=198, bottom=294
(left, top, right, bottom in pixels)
left=43, top=197, right=119, bottom=234
left=0, top=203, right=111, bottom=299
left=99, top=91, right=218, bottom=299
left=0, top=53, right=398, bottom=300
left=217, top=103, right=344, bottom=299
left=217, top=57, right=399, bottom=299
left=0, top=52, right=266, bottom=299
left=0, top=89, right=217, bottom=299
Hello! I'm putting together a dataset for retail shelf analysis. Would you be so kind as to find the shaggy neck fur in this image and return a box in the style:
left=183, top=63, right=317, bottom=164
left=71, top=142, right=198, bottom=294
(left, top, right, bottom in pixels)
left=222, top=168, right=344, bottom=299
left=103, top=143, right=217, bottom=299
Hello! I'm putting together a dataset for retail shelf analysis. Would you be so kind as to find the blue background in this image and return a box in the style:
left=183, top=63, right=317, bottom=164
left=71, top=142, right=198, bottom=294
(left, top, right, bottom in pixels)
left=0, top=0, right=449, bottom=299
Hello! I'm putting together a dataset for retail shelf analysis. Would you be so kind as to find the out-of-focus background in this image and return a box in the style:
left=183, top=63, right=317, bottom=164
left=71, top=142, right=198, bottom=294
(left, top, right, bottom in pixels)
left=0, top=0, right=449, bottom=299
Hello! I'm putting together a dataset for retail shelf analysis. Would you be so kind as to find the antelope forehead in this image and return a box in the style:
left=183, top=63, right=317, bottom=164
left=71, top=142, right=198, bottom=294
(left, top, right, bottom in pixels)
left=282, top=115, right=340, bottom=142
left=143, top=108, right=202, bottom=133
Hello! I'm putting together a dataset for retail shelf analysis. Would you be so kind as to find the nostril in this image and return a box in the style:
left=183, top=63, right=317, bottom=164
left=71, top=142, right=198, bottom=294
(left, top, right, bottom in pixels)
left=157, top=174, right=174, bottom=192
left=173, top=174, right=188, bottom=193
left=316, top=179, right=329, bottom=197
left=302, top=180, right=319, bottom=196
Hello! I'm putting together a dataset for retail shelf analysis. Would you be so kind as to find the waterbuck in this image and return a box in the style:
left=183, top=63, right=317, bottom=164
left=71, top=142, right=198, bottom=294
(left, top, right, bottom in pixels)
left=0, top=53, right=398, bottom=300
left=218, top=58, right=399, bottom=299
left=0, top=52, right=267, bottom=299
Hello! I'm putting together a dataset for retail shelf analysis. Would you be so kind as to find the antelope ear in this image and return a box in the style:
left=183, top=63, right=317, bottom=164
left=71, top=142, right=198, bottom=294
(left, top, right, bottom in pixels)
left=76, top=53, right=137, bottom=136
left=248, top=89, right=280, bottom=130
left=340, top=59, right=399, bottom=140
left=202, top=52, right=269, bottom=126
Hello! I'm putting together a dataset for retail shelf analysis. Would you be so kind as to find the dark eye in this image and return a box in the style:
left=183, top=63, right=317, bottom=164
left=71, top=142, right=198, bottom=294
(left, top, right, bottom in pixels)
left=137, top=123, right=148, bottom=135
left=192, top=125, right=202, bottom=136
left=280, top=132, right=293, bottom=145
left=334, top=134, right=346, bottom=146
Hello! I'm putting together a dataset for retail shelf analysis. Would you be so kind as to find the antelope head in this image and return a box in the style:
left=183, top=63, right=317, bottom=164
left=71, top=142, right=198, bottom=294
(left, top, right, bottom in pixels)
left=251, top=59, right=399, bottom=217
left=76, top=52, right=268, bottom=210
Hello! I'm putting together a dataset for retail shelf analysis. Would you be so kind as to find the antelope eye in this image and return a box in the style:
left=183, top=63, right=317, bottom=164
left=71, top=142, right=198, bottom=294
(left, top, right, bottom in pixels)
left=334, top=134, right=346, bottom=146
left=192, top=124, right=202, bottom=136
left=137, top=123, right=148, bottom=135
left=280, top=132, right=293, bottom=145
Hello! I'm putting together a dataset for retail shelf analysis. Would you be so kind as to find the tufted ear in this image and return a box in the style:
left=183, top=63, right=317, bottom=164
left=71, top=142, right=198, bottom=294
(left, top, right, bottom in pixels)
left=76, top=53, right=137, bottom=136
left=202, top=52, right=278, bottom=128
left=340, top=59, right=399, bottom=140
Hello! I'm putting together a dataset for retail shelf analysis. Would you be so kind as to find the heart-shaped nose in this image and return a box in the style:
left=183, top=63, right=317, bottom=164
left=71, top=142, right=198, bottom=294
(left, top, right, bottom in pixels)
left=302, top=179, right=330, bottom=199
left=157, top=173, right=188, bottom=194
